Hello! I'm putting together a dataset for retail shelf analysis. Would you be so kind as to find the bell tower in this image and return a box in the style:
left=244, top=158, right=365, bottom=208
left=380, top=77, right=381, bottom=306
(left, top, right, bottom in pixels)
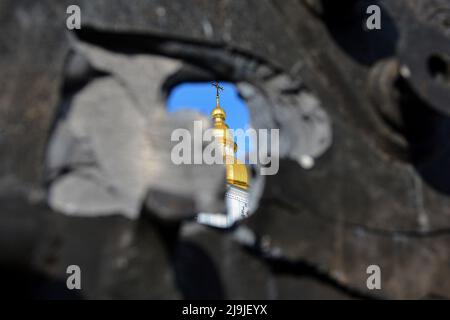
left=197, top=82, right=250, bottom=228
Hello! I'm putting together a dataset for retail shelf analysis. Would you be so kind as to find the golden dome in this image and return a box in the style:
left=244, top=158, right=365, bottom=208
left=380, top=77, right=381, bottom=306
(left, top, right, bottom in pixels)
left=225, top=156, right=249, bottom=190
left=211, top=105, right=237, bottom=153
left=211, top=105, right=226, bottom=121
left=210, top=87, right=249, bottom=190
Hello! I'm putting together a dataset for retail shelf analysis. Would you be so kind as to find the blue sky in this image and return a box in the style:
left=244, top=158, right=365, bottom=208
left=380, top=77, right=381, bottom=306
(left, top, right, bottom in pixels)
left=167, top=82, right=251, bottom=159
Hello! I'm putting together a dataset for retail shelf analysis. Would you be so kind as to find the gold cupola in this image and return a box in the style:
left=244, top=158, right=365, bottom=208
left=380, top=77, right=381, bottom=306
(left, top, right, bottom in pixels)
left=210, top=82, right=249, bottom=190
